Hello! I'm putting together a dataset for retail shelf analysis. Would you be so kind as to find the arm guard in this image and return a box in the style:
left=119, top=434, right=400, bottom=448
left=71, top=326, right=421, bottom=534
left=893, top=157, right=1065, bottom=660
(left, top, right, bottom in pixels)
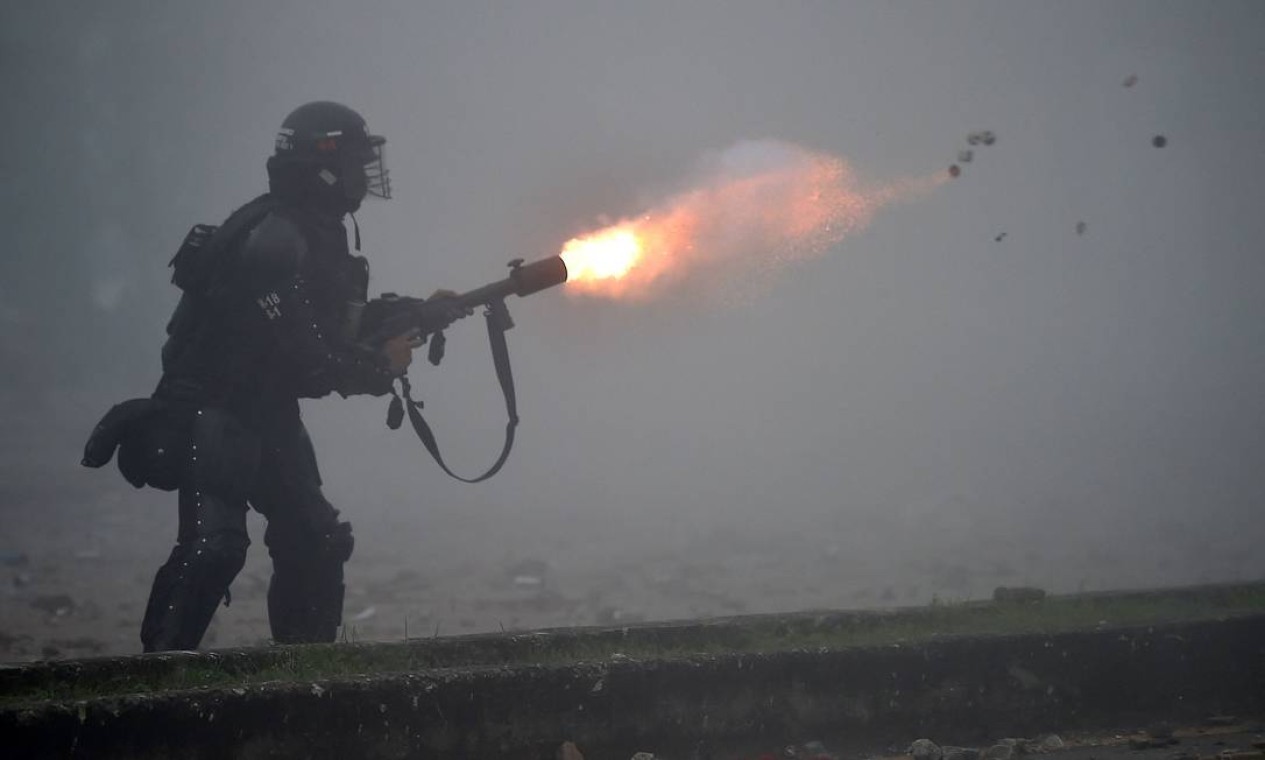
left=241, top=213, right=397, bottom=398
left=256, top=274, right=396, bottom=397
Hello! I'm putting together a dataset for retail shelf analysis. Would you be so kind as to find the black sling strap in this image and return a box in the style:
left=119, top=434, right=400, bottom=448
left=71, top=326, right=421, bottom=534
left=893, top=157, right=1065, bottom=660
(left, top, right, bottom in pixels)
left=386, top=300, right=518, bottom=483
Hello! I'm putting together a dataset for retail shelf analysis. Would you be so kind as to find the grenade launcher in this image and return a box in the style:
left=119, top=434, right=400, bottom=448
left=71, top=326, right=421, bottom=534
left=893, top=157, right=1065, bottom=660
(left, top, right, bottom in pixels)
left=359, top=256, right=568, bottom=364
left=356, top=255, right=569, bottom=483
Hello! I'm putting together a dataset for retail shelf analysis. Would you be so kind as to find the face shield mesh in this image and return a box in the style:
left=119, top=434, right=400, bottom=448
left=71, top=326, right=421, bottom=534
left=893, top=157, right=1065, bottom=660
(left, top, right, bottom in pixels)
left=365, top=138, right=391, bottom=199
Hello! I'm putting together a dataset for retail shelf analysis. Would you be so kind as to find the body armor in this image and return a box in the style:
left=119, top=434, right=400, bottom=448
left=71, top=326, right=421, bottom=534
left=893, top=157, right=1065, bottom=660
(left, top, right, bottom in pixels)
left=84, top=101, right=396, bottom=652
left=139, top=194, right=393, bottom=651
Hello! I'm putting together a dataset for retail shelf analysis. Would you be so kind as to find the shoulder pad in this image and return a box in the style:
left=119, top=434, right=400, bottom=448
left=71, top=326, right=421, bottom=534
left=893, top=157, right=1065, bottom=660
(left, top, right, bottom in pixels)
left=238, top=211, right=311, bottom=287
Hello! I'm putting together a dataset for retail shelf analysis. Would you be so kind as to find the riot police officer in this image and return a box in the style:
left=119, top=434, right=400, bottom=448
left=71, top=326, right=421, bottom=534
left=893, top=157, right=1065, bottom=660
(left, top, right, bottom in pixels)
left=135, top=101, right=426, bottom=650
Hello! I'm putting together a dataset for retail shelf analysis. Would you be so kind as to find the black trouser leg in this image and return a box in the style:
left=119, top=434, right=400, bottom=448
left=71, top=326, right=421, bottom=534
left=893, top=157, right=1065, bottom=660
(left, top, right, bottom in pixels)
left=252, top=418, right=353, bottom=644
left=141, top=407, right=257, bottom=653
left=141, top=485, right=249, bottom=652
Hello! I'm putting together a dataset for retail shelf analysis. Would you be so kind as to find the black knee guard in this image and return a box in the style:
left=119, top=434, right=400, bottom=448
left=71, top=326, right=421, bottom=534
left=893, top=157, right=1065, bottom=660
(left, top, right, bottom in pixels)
left=141, top=422, right=254, bottom=654
left=141, top=528, right=248, bottom=652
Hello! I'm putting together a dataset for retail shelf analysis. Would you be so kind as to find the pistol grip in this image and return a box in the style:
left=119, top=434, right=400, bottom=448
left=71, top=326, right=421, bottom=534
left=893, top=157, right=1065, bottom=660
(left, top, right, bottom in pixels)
left=427, top=330, right=446, bottom=366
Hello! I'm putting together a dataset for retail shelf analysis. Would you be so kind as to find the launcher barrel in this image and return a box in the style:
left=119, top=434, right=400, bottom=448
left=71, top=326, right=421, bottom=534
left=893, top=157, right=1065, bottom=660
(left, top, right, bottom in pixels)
left=455, top=256, right=568, bottom=310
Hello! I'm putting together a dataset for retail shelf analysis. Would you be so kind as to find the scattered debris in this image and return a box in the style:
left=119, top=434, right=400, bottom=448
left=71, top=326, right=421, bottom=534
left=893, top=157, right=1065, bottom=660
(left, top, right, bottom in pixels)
left=910, top=738, right=943, bottom=760
left=505, top=558, right=549, bottom=592
left=513, top=575, right=543, bottom=589
left=983, top=744, right=1014, bottom=760
left=1123, top=74, right=1139, bottom=88
left=1152, top=134, right=1168, bottom=148
left=952, top=131, right=995, bottom=178
left=1129, top=735, right=1178, bottom=749
left=30, top=594, right=75, bottom=616
left=993, top=586, right=1046, bottom=603
left=556, top=741, right=584, bottom=760
left=0, top=550, right=29, bottom=567
left=1076, top=221, right=1088, bottom=236
left=968, top=130, right=997, bottom=146
left=350, top=606, right=377, bottom=622
left=799, top=739, right=837, bottom=759
left=994, top=232, right=1007, bottom=242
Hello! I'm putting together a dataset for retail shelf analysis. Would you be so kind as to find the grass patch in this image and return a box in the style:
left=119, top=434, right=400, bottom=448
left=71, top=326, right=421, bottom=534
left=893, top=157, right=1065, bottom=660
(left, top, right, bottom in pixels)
left=4, top=582, right=1263, bottom=708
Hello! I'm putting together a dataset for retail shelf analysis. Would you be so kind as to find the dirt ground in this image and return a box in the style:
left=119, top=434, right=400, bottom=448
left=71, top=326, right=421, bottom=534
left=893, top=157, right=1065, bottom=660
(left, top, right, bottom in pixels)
left=797, top=726, right=1265, bottom=760
left=0, top=473, right=908, bottom=662
left=3, top=423, right=1263, bottom=664
left=723, top=725, right=1265, bottom=760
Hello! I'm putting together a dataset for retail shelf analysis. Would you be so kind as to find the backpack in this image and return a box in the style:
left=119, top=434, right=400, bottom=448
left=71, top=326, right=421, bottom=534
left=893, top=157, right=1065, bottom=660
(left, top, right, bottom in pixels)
left=168, top=194, right=275, bottom=297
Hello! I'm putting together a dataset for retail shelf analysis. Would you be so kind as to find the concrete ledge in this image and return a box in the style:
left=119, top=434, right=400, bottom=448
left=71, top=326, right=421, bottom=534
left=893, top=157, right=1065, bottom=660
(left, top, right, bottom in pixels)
left=5, top=614, right=1264, bottom=759
left=5, top=581, right=1263, bottom=705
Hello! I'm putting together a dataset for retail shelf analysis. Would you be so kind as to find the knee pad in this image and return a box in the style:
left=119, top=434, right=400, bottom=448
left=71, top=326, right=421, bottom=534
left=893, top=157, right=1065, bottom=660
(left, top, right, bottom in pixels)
left=266, top=513, right=353, bottom=566
left=198, top=531, right=250, bottom=582
left=142, top=531, right=248, bottom=652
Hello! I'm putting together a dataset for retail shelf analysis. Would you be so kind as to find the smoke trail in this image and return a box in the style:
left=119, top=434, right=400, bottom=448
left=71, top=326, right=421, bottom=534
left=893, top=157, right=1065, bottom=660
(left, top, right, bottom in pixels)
left=561, top=139, right=945, bottom=300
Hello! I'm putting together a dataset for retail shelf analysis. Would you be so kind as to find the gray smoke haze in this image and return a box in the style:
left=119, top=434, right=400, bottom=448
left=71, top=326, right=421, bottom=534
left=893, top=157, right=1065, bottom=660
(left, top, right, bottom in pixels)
left=2, top=1, right=1264, bottom=653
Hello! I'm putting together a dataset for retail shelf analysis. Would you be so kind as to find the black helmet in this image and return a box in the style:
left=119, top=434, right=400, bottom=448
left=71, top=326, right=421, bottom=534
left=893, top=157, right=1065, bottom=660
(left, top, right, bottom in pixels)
left=266, top=101, right=390, bottom=214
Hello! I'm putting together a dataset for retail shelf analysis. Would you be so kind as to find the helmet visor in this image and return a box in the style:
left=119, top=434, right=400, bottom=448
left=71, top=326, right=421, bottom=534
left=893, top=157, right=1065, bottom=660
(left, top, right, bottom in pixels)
left=365, top=136, right=391, bottom=199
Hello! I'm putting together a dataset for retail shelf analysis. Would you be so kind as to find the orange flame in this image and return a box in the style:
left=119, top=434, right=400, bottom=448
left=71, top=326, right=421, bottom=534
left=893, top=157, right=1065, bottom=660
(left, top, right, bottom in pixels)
left=559, top=140, right=944, bottom=300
